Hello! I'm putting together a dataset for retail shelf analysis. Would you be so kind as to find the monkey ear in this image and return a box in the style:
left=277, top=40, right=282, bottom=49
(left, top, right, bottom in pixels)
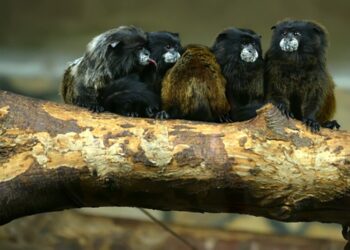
left=170, top=32, right=180, bottom=38
left=216, top=32, right=228, bottom=41
left=105, top=41, right=123, bottom=57
left=312, top=25, right=325, bottom=35
left=109, top=41, right=121, bottom=49
left=271, top=25, right=276, bottom=30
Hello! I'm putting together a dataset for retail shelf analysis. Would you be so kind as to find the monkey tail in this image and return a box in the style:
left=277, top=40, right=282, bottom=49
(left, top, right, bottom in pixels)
left=231, top=102, right=265, bottom=122
left=101, top=75, right=159, bottom=116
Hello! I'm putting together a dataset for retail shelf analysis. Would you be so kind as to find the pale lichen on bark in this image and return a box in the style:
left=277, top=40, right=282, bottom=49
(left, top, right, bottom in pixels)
left=0, top=90, right=349, bottom=225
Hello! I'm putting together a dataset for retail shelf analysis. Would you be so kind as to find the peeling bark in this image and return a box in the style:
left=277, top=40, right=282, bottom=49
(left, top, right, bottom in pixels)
left=0, top=90, right=349, bottom=225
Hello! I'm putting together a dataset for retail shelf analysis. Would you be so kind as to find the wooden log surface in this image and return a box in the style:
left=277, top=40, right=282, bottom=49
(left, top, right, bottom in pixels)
left=0, top=90, right=349, bottom=225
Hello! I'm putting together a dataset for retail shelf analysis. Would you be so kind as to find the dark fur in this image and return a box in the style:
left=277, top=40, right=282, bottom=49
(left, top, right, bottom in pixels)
left=160, top=44, right=230, bottom=122
left=265, top=20, right=339, bottom=131
left=142, top=31, right=183, bottom=95
left=60, top=26, right=154, bottom=113
left=101, top=74, right=159, bottom=117
left=212, top=28, right=264, bottom=121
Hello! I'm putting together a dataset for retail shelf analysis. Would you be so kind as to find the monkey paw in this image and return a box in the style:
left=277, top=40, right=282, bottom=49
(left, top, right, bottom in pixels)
left=303, top=118, right=320, bottom=133
left=74, top=99, right=104, bottom=113
left=276, top=103, right=294, bottom=119
left=218, top=113, right=232, bottom=123
left=88, top=104, right=105, bottom=113
left=126, top=112, right=139, bottom=118
left=342, top=225, right=350, bottom=240
left=155, top=111, right=170, bottom=120
left=322, top=120, right=340, bottom=130
left=145, top=106, right=159, bottom=118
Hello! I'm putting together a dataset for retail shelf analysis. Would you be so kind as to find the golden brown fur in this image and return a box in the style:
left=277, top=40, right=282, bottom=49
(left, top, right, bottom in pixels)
left=161, top=44, right=230, bottom=122
left=60, top=64, right=76, bottom=104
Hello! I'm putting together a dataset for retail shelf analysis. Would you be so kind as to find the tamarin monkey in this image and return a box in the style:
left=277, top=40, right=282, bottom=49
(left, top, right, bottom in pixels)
left=265, top=20, right=340, bottom=132
left=102, top=31, right=183, bottom=117
left=60, top=25, right=157, bottom=113
left=144, top=31, right=183, bottom=95
left=158, top=44, right=230, bottom=122
left=212, top=28, right=265, bottom=121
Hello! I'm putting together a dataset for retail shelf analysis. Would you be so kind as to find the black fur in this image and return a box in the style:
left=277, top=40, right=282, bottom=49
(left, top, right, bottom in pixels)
left=101, top=74, right=159, bottom=117
left=231, top=102, right=264, bottom=122
left=142, top=31, right=183, bottom=95
left=61, top=26, right=156, bottom=113
left=212, top=28, right=265, bottom=121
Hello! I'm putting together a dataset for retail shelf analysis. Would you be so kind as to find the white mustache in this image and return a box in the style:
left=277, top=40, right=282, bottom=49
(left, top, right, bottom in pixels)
left=138, top=49, right=152, bottom=66
left=163, top=51, right=181, bottom=63
left=279, top=37, right=299, bottom=52
left=240, top=45, right=259, bottom=63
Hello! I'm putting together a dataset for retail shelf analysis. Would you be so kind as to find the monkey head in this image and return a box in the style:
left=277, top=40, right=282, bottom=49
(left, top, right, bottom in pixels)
left=269, top=20, right=328, bottom=63
left=212, top=28, right=263, bottom=67
left=84, top=26, right=157, bottom=82
left=147, top=31, right=182, bottom=74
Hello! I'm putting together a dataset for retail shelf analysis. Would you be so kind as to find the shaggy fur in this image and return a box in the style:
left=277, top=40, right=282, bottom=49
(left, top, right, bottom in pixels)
left=265, top=20, right=339, bottom=131
left=160, top=44, right=230, bottom=122
left=212, top=28, right=264, bottom=121
left=61, top=26, right=155, bottom=112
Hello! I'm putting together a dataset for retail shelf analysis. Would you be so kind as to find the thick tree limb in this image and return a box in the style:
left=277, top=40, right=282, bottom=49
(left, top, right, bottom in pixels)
left=0, top=90, right=349, bottom=226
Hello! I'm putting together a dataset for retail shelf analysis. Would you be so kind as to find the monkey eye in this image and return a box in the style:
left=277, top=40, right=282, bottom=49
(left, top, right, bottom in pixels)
left=282, top=31, right=288, bottom=36
left=165, top=45, right=171, bottom=50
left=294, top=31, right=301, bottom=36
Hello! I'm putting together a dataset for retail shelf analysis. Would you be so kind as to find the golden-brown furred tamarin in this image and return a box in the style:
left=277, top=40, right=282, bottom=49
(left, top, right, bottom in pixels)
left=265, top=20, right=340, bottom=132
left=158, top=44, right=230, bottom=122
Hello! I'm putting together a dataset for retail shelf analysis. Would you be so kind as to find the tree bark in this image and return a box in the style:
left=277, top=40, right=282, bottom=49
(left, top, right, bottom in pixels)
left=0, top=90, right=349, bottom=226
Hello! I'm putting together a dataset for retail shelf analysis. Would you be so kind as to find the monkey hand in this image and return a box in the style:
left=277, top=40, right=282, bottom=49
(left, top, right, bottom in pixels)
left=276, top=103, right=294, bottom=119
left=155, top=110, right=170, bottom=120
left=73, top=98, right=105, bottom=113
left=145, top=105, right=160, bottom=118
left=303, top=117, right=320, bottom=133
left=342, top=225, right=350, bottom=240
left=88, top=104, right=105, bottom=113
left=218, top=113, right=232, bottom=123
left=322, top=120, right=341, bottom=130
left=125, top=112, right=140, bottom=117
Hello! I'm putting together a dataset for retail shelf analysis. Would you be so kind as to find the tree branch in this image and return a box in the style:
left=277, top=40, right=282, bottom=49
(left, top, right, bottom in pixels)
left=0, top=90, right=349, bottom=225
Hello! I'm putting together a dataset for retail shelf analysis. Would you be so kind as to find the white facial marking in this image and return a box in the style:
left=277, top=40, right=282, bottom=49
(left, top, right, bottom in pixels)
left=279, top=37, right=299, bottom=52
left=163, top=51, right=181, bottom=63
left=138, top=49, right=151, bottom=66
left=240, top=45, right=259, bottom=63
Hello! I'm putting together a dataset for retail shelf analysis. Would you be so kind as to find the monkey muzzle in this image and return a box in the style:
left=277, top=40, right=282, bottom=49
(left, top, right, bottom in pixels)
left=279, top=33, right=299, bottom=52
left=240, top=44, right=259, bottom=63
left=163, top=49, right=181, bottom=64
left=138, top=48, right=157, bottom=67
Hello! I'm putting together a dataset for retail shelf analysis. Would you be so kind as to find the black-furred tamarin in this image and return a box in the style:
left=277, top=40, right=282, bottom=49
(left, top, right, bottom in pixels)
left=212, top=28, right=265, bottom=121
left=264, top=20, right=340, bottom=132
left=159, top=44, right=230, bottom=122
left=144, top=31, right=182, bottom=95
left=101, top=31, right=182, bottom=117
left=60, top=25, right=157, bottom=114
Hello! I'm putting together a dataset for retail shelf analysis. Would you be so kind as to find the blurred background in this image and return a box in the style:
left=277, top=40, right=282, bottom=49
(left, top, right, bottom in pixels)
left=0, top=0, right=349, bottom=249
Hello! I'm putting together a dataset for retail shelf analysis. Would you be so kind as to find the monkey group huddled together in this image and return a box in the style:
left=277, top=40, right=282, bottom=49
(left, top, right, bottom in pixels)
left=61, top=19, right=340, bottom=132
